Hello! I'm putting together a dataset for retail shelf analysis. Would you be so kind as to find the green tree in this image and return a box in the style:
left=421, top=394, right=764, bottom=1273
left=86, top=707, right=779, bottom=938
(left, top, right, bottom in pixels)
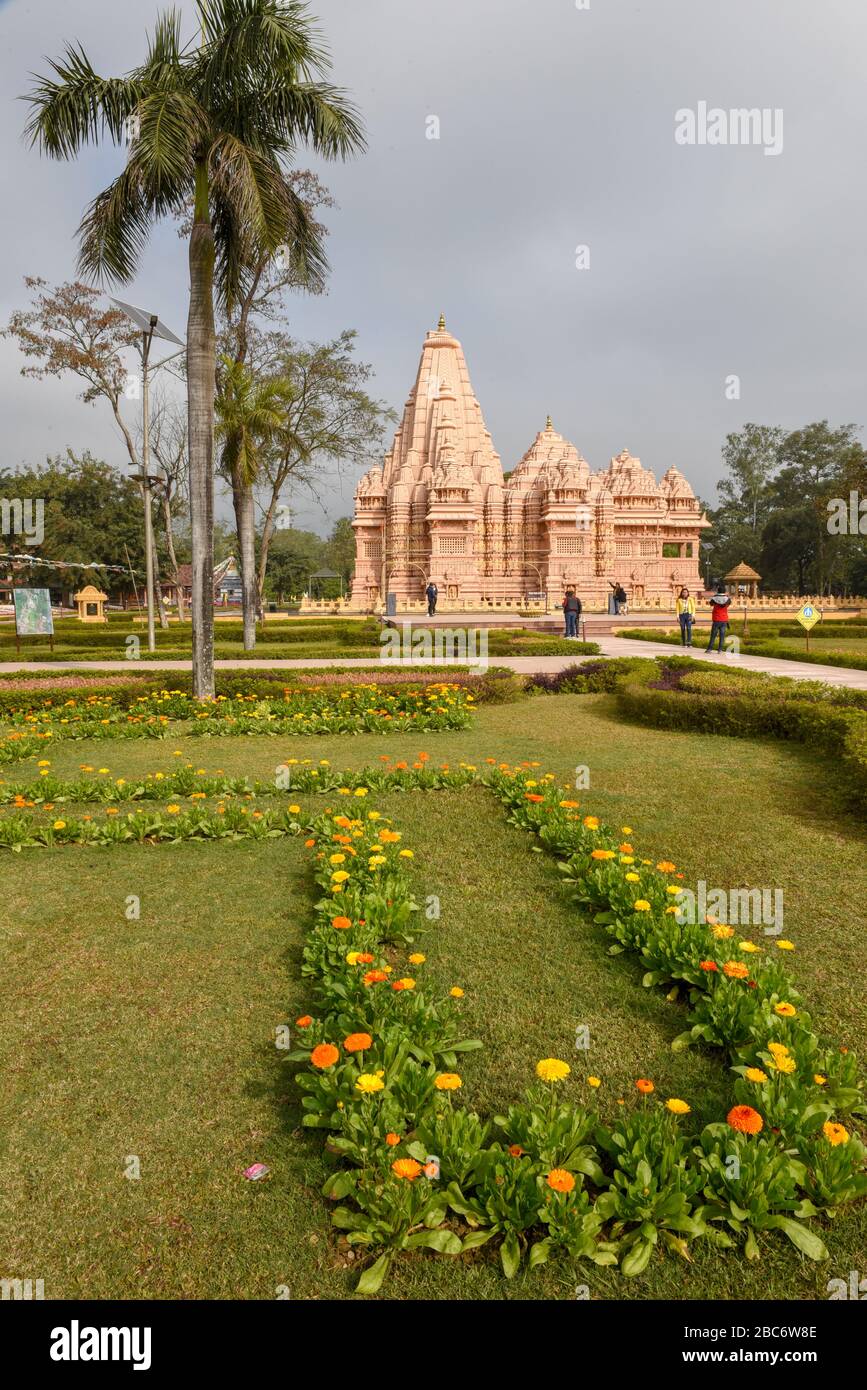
left=25, top=0, right=364, bottom=694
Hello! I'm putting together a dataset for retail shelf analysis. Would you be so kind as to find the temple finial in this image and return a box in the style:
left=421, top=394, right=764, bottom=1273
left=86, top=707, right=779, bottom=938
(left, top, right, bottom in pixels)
left=437, top=312, right=446, bottom=331
left=546, top=414, right=553, bottom=430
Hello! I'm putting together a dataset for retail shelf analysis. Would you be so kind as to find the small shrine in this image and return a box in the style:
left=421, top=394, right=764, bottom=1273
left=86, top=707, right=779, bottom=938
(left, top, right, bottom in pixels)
left=724, top=563, right=761, bottom=599
left=73, top=584, right=108, bottom=623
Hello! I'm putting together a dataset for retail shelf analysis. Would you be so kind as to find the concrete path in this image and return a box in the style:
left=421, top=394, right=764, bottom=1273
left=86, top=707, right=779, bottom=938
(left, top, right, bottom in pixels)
left=0, top=637, right=865, bottom=689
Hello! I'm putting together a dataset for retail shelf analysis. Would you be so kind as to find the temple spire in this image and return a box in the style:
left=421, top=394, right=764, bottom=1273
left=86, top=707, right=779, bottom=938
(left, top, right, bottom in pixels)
left=437, top=312, right=446, bottom=330
left=546, top=414, right=553, bottom=431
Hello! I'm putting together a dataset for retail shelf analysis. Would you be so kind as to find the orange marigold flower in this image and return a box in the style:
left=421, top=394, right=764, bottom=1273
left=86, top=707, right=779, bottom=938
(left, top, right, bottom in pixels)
left=385, top=1132, right=401, bottom=1147
left=727, top=1105, right=763, bottom=1135
left=546, top=1168, right=575, bottom=1193
left=391, top=1158, right=423, bottom=1181
left=357, top=953, right=375, bottom=964
left=363, top=969, right=388, bottom=986
left=310, top=1043, right=340, bottom=1070
left=525, top=792, right=544, bottom=803
left=343, top=1032, right=373, bottom=1052
left=295, top=1015, right=313, bottom=1028
left=507, top=1144, right=524, bottom=1157
left=722, top=960, right=749, bottom=979
left=331, top=915, right=352, bottom=930
left=635, top=1078, right=654, bottom=1094
left=699, top=959, right=719, bottom=972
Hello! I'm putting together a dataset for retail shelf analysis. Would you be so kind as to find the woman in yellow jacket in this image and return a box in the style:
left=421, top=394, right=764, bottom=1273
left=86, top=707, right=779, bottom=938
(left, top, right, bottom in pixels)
left=675, top=587, right=696, bottom=646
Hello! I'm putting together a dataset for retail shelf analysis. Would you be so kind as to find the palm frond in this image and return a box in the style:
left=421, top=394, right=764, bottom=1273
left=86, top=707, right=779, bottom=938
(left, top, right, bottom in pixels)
left=135, top=89, right=209, bottom=196
left=253, top=82, right=365, bottom=160
left=23, top=45, right=144, bottom=154
left=77, top=165, right=155, bottom=285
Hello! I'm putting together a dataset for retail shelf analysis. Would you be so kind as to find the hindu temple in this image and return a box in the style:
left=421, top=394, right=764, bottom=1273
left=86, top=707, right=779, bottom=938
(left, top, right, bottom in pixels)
left=349, top=317, right=709, bottom=610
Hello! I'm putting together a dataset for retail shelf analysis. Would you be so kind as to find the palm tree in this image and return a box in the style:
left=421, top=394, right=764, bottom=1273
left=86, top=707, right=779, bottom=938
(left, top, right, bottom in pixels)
left=215, top=357, right=292, bottom=644
left=24, top=0, right=364, bottom=696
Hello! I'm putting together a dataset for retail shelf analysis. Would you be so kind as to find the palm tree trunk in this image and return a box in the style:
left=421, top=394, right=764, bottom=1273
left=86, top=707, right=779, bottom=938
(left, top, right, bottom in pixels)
left=237, top=474, right=258, bottom=651
left=188, top=160, right=216, bottom=698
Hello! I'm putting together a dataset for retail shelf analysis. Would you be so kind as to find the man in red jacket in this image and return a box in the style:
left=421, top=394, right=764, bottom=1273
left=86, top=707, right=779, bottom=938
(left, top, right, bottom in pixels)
left=705, top=583, right=731, bottom=653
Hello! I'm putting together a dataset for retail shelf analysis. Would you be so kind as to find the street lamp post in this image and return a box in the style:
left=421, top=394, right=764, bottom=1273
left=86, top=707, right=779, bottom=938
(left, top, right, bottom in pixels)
left=111, top=298, right=184, bottom=653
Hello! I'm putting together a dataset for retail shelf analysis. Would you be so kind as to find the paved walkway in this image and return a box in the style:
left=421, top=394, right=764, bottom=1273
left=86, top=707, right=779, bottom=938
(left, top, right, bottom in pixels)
left=0, top=637, right=865, bottom=689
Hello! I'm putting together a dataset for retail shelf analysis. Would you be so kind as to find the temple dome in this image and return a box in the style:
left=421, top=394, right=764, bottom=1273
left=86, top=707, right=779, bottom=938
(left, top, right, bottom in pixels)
left=508, top=418, right=590, bottom=489
left=660, top=465, right=695, bottom=499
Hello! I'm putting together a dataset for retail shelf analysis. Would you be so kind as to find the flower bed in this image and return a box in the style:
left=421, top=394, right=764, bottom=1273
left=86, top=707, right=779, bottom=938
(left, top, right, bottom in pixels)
left=285, top=770, right=866, bottom=1293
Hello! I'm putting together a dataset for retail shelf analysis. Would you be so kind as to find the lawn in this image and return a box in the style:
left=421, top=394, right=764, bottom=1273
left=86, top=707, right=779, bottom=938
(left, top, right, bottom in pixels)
left=1, top=694, right=865, bottom=1299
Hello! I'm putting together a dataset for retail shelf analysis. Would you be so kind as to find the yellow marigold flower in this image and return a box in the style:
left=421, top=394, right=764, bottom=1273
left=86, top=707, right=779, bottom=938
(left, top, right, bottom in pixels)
left=435, top=1073, right=462, bottom=1090
left=738, top=941, right=761, bottom=953
left=368, top=855, right=387, bottom=868
left=166, top=804, right=181, bottom=814
left=367, top=811, right=381, bottom=820
left=346, top=951, right=361, bottom=965
left=52, top=820, right=66, bottom=830
left=666, top=885, right=680, bottom=894
left=665, top=1098, right=690, bottom=1114
left=745, top=1068, right=768, bottom=1083
left=331, top=870, right=350, bottom=883
left=408, top=953, right=426, bottom=965
left=355, top=1074, right=385, bottom=1094
left=620, top=854, right=635, bottom=865
left=774, top=1003, right=797, bottom=1018
left=583, top=816, right=599, bottom=830
left=633, top=900, right=651, bottom=912
left=775, top=940, right=795, bottom=951
left=768, top=1041, right=789, bottom=1057
left=712, top=924, right=735, bottom=939
left=449, top=987, right=464, bottom=998
left=37, top=760, right=50, bottom=767
left=536, top=1058, right=570, bottom=1083
left=288, top=804, right=301, bottom=814
left=625, top=872, right=640, bottom=882
left=813, top=1074, right=827, bottom=1086
left=398, top=849, right=414, bottom=858
left=587, top=1076, right=601, bottom=1088
left=773, top=1054, right=796, bottom=1074
left=665, top=906, right=679, bottom=915
left=621, top=826, right=633, bottom=834
left=822, top=1121, right=849, bottom=1146
left=329, top=853, right=346, bottom=865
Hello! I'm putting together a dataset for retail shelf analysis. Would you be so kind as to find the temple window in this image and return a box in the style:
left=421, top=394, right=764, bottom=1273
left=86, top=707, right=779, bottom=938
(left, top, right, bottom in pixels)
left=363, top=540, right=382, bottom=559
left=439, top=536, right=467, bottom=555
left=662, top=542, right=681, bottom=558
left=639, top=540, right=657, bottom=556
left=616, top=541, right=632, bottom=557
left=556, top=536, right=584, bottom=555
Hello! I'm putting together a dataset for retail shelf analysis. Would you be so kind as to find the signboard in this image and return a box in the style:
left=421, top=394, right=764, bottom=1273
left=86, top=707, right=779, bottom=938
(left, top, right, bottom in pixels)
left=796, top=603, right=820, bottom=631
left=13, top=588, right=54, bottom=636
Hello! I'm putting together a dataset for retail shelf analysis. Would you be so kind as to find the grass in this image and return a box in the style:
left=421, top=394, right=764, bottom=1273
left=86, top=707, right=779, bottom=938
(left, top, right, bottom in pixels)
left=1, top=695, right=865, bottom=1299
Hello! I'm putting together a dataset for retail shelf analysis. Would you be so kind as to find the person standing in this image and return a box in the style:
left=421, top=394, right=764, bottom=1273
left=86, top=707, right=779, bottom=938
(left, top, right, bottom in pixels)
left=705, top=582, right=731, bottom=653
left=608, top=579, right=622, bottom=615
left=425, top=581, right=438, bottom=617
left=563, top=586, right=582, bottom=638
left=675, top=586, right=696, bottom=646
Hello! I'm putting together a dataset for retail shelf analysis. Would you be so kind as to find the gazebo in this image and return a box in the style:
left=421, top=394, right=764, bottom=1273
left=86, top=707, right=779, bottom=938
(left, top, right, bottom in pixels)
left=73, top=584, right=108, bottom=623
left=724, top=563, right=761, bottom=599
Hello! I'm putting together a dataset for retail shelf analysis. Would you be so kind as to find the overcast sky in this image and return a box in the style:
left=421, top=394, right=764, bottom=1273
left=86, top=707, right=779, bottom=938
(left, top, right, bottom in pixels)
left=1, top=0, right=865, bottom=536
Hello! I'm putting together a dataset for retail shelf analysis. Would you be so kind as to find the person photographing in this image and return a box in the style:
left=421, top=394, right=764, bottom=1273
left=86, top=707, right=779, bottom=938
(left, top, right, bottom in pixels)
left=705, top=582, right=731, bottom=653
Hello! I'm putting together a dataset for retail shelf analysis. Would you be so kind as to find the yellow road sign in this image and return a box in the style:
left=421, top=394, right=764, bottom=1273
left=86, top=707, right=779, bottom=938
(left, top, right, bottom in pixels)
left=796, top=603, right=820, bottom=631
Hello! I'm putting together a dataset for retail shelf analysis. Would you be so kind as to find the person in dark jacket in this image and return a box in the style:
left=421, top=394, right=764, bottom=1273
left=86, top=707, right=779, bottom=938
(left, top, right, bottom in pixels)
left=562, top=586, right=582, bottom=638
left=705, top=583, right=731, bottom=652
left=425, top=581, right=438, bottom=616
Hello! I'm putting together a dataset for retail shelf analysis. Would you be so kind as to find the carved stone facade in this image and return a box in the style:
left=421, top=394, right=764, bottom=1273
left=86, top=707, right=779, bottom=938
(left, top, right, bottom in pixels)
left=349, top=318, right=709, bottom=610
